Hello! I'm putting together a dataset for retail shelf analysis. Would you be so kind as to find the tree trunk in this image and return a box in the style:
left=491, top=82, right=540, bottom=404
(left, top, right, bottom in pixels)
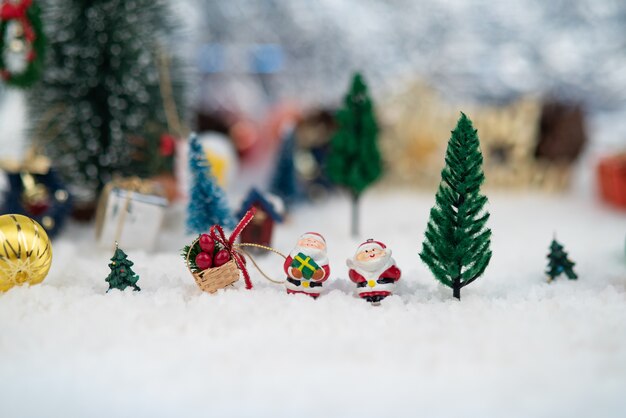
left=351, top=192, right=359, bottom=237
left=453, top=278, right=461, bottom=300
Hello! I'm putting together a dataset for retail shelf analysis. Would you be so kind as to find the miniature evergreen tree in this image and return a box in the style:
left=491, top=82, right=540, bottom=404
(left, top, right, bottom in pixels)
left=106, top=244, right=140, bottom=291
left=30, top=0, right=185, bottom=198
left=326, top=72, right=382, bottom=236
left=419, top=113, right=492, bottom=300
left=270, top=127, right=301, bottom=207
left=187, top=133, right=235, bottom=234
left=546, top=238, right=577, bottom=281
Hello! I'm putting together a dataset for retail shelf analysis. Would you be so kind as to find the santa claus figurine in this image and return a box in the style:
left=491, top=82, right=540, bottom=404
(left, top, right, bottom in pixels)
left=284, top=232, right=330, bottom=298
left=347, top=239, right=401, bottom=304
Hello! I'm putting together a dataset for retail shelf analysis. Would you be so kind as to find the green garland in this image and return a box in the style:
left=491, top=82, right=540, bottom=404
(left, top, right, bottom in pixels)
left=0, top=1, right=45, bottom=88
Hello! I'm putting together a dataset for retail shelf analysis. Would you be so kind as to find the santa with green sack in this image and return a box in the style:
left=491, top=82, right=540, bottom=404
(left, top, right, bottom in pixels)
left=284, top=232, right=330, bottom=298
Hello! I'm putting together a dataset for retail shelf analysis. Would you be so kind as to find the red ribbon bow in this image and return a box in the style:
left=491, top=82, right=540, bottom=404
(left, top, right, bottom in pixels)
left=209, top=207, right=257, bottom=290
left=1, top=1, right=36, bottom=44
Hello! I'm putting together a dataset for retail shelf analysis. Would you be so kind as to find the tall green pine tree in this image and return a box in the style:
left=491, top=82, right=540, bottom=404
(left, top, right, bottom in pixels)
left=546, top=238, right=577, bottom=281
left=105, top=244, right=140, bottom=291
left=326, top=72, right=382, bottom=236
left=30, top=0, right=185, bottom=199
left=419, top=113, right=492, bottom=300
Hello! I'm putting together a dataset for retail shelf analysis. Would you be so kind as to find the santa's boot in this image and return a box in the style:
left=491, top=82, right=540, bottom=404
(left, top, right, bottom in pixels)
left=365, top=295, right=386, bottom=305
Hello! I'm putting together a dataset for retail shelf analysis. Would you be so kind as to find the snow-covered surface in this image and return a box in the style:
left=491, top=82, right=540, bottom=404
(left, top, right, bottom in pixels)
left=1, top=191, right=625, bottom=417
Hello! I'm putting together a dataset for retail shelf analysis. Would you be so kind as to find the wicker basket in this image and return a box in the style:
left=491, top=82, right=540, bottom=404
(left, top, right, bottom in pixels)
left=186, top=237, right=240, bottom=293
left=192, top=259, right=240, bottom=293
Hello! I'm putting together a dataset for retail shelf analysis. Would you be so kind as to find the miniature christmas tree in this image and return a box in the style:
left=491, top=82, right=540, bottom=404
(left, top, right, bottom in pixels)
left=270, top=127, right=302, bottom=207
left=326, top=72, right=382, bottom=236
left=419, top=113, right=492, bottom=300
left=546, top=238, right=577, bottom=281
left=29, top=0, right=185, bottom=198
left=187, top=133, right=235, bottom=234
left=105, top=244, right=140, bottom=292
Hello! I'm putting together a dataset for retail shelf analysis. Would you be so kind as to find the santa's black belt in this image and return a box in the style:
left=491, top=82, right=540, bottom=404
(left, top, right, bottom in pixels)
left=357, top=278, right=395, bottom=287
left=287, top=278, right=322, bottom=288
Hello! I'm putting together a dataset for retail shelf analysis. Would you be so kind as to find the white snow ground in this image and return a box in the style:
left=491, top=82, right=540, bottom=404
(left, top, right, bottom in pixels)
left=0, top=190, right=625, bottom=418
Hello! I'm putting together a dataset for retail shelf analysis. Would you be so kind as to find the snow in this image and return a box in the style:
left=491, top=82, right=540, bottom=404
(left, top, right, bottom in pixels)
left=1, top=190, right=625, bottom=417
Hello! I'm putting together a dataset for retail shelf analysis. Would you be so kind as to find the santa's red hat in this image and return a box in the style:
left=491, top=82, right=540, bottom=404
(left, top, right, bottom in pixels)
left=300, top=232, right=326, bottom=243
left=357, top=239, right=386, bottom=252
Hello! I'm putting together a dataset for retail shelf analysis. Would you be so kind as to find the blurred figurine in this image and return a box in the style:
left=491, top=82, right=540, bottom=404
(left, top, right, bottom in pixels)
left=237, top=188, right=284, bottom=249
left=284, top=232, right=330, bottom=298
left=347, top=239, right=401, bottom=304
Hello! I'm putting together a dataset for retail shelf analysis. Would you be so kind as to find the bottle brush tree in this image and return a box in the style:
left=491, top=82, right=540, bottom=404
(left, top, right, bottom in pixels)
left=106, top=244, right=140, bottom=291
left=326, top=72, right=382, bottom=237
left=270, top=126, right=302, bottom=207
left=186, top=133, right=235, bottom=234
left=30, top=0, right=185, bottom=200
left=419, top=113, right=492, bottom=300
left=546, top=238, right=577, bottom=281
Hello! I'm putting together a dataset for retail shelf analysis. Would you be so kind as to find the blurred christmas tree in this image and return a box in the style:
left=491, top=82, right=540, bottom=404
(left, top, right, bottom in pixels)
left=105, top=244, right=140, bottom=292
left=29, top=0, right=185, bottom=201
left=187, top=133, right=234, bottom=233
left=546, top=238, right=577, bottom=281
left=326, top=73, right=382, bottom=236
left=269, top=126, right=302, bottom=207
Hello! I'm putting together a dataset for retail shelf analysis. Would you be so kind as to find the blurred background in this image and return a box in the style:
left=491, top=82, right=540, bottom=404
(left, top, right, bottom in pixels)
left=0, top=0, right=625, bottom=235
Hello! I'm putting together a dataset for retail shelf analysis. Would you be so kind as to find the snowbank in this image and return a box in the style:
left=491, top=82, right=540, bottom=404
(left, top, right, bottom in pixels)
left=0, top=191, right=625, bottom=417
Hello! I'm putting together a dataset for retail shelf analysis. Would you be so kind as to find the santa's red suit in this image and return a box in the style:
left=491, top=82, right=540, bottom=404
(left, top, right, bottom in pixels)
left=284, top=232, right=330, bottom=298
left=347, top=239, right=401, bottom=303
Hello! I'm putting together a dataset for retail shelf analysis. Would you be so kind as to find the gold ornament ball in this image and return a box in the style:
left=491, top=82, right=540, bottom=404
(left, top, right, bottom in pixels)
left=0, top=214, right=53, bottom=292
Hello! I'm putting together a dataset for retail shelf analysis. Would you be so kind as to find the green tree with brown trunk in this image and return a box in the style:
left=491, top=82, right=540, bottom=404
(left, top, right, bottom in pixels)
left=420, top=113, right=492, bottom=300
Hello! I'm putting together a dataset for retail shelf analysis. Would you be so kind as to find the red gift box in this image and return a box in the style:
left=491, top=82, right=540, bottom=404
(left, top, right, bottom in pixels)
left=598, top=153, right=626, bottom=209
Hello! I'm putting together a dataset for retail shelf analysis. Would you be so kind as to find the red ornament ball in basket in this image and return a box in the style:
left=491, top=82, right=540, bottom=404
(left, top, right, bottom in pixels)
left=199, top=234, right=215, bottom=253
left=183, top=209, right=256, bottom=293
left=194, top=251, right=213, bottom=270
left=214, top=249, right=231, bottom=267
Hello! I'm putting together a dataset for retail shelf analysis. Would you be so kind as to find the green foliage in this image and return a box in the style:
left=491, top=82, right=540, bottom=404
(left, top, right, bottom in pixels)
left=546, top=239, right=577, bottom=281
left=0, top=2, right=45, bottom=88
left=326, top=72, right=382, bottom=196
left=105, top=246, right=140, bottom=291
left=30, top=0, right=186, bottom=196
left=419, top=113, right=492, bottom=299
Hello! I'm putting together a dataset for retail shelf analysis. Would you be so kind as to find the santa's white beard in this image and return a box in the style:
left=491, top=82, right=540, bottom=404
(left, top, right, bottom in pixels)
left=290, top=246, right=328, bottom=265
left=353, top=254, right=391, bottom=273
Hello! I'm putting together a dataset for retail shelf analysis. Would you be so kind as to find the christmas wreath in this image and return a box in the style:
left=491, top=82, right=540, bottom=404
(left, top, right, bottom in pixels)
left=0, top=0, right=44, bottom=88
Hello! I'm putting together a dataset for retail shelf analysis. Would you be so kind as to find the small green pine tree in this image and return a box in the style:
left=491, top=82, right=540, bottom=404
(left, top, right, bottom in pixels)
left=419, top=113, right=492, bottom=300
left=326, top=72, right=382, bottom=237
left=105, top=244, right=140, bottom=291
left=546, top=238, right=577, bottom=281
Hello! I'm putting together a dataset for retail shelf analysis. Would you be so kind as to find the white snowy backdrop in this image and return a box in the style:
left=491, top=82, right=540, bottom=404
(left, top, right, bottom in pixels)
left=1, top=1, right=626, bottom=417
